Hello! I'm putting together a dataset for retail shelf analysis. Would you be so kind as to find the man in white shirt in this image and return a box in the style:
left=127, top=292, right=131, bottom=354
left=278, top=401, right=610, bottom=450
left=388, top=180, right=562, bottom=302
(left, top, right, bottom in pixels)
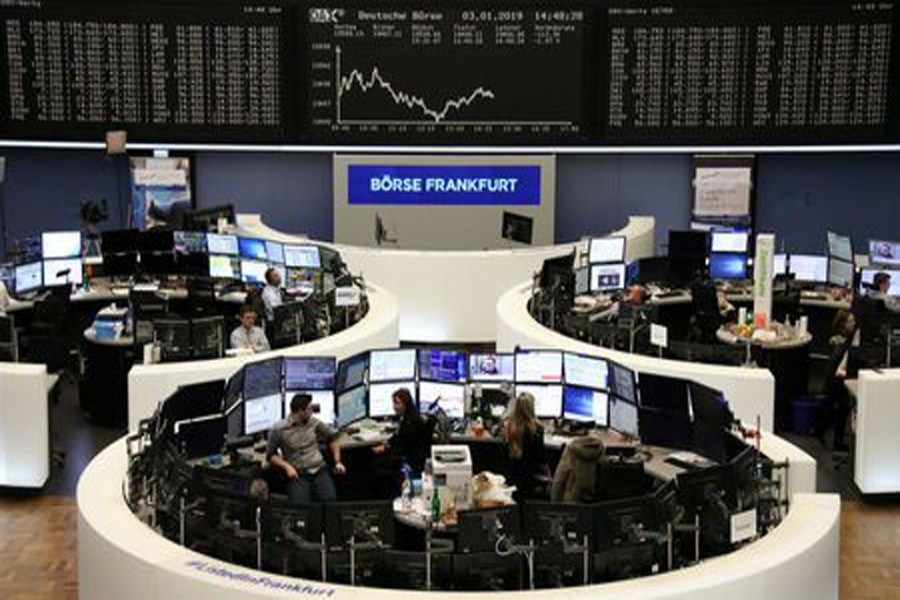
left=230, top=305, right=270, bottom=352
left=261, top=267, right=283, bottom=322
left=869, top=272, right=899, bottom=312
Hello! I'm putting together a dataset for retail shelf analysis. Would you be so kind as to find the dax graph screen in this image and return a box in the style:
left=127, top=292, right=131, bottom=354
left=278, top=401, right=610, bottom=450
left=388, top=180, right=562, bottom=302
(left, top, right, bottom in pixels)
left=306, top=6, right=590, bottom=142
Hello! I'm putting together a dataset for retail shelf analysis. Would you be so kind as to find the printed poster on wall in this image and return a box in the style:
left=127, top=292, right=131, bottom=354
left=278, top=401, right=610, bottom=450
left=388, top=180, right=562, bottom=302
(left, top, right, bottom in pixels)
left=130, top=157, right=192, bottom=229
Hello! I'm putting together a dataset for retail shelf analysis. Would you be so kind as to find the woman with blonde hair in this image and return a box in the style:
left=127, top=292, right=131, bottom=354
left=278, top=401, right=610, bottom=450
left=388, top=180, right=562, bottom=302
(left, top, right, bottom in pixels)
left=503, top=392, right=546, bottom=500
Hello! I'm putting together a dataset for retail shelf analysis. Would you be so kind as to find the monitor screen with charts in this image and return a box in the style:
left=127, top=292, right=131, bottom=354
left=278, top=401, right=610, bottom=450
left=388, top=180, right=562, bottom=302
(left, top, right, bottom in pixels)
left=285, top=357, right=336, bottom=391
left=563, top=352, right=608, bottom=390
left=244, top=394, right=283, bottom=436
left=589, top=237, right=626, bottom=264
left=788, top=254, right=827, bottom=283
left=590, top=264, right=626, bottom=292
left=827, top=231, right=853, bottom=262
left=869, top=240, right=900, bottom=266
left=43, top=258, right=83, bottom=286
left=609, top=362, right=637, bottom=404
left=516, top=384, right=563, bottom=419
left=14, top=261, right=42, bottom=294
left=243, top=357, right=283, bottom=400
left=336, top=385, right=367, bottom=428
left=469, top=353, right=515, bottom=382
left=515, top=350, right=562, bottom=384
left=209, top=255, right=240, bottom=279
left=609, top=395, right=639, bottom=438
left=42, top=231, right=82, bottom=259
left=563, top=386, right=609, bottom=425
left=710, top=231, right=749, bottom=253
left=368, top=349, right=417, bottom=383
left=369, top=382, right=415, bottom=418
left=207, top=233, right=239, bottom=256
left=418, top=381, right=466, bottom=419
left=284, top=245, right=321, bottom=269
left=285, top=390, right=335, bottom=425
left=828, top=257, right=854, bottom=288
left=241, top=259, right=269, bottom=284
left=238, top=237, right=268, bottom=260
left=337, top=353, right=368, bottom=392
left=265, top=240, right=285, bottom=264
left=174, top=231, right=207, bottom=254
left=418, top=349, right=467, bottom=382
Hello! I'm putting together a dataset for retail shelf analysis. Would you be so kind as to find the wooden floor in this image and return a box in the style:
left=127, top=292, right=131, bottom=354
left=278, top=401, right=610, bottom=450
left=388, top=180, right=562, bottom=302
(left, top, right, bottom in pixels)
left=0, top=496, right=896, bottom=599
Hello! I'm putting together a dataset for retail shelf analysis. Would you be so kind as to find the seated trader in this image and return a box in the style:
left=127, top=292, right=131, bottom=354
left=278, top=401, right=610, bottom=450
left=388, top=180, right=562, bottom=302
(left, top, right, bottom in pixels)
left=261, top=268, right=283, bottom=322
left=230, top=304, right=271, bottom=352
left=373, top=387, right=430, bottom=474
left=551, top=436, right=606, bottom=503
left=868, top=272, right=899, bottom=312
left=502, top=392, right=547, bottom=501
left=826, top=310, right=857, bottom=452
left=267, top=393, right=346, bottom=503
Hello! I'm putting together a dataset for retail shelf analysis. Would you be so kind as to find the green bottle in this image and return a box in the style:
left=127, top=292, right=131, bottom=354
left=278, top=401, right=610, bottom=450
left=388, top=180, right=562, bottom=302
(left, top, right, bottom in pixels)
left=430, top=487, right=441, bottom=523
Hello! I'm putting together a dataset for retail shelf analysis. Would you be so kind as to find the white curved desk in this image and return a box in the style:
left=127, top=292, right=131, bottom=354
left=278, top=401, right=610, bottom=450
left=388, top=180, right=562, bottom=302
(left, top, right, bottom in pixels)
left=237, top=213, right=656, bottom=342
left=496, top=281, right=778, bottom=431
left=77, top=438, right=836, bottom=600
left=126, top=282, right=400, bottom=432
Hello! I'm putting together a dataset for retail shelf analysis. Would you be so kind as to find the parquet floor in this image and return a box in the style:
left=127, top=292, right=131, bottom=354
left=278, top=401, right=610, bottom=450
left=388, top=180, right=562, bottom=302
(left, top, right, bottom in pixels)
left=0, top=496, right=896, bottom=599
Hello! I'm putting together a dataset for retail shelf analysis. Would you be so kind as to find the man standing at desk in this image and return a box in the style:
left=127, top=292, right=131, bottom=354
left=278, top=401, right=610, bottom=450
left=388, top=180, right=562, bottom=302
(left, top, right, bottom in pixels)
left=261, top=268, right=283, bottom=322
left=230, top=304, right=271, bottom=352
left=267, top=393, right=346, bottom=503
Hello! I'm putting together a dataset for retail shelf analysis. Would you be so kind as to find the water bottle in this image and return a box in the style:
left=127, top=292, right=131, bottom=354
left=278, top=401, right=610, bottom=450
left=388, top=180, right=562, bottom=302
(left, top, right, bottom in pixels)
left=400, top=463, right=412, bottom=510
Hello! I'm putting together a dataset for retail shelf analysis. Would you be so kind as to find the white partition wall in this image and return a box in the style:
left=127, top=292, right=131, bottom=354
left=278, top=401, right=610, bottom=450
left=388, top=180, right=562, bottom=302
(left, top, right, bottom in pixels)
left=0, top=363, right=57, bottom=488
left=855, top=368, right=900, bottom=493
left=238, top=213, right=655, bottom=341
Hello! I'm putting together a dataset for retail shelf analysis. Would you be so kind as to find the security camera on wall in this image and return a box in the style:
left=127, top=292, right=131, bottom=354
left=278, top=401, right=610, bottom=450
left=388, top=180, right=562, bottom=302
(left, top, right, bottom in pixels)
left=374, top=212, right=397, bottom=246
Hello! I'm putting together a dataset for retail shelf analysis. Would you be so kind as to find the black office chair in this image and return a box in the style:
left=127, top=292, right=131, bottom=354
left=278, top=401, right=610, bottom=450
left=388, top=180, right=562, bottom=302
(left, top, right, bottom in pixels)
left=689, top=280, right=722, bottom=344
left=773, top=282, right=802, bottom=324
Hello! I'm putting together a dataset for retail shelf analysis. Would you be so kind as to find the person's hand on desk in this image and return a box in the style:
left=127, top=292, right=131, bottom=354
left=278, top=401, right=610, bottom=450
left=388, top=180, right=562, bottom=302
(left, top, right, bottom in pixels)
left=333, top=462, right=347, bottom=475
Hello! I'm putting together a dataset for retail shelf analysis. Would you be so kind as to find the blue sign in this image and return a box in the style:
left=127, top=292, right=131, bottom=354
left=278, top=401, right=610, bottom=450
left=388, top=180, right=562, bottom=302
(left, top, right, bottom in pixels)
left=348, top=165, right=541, bottom=206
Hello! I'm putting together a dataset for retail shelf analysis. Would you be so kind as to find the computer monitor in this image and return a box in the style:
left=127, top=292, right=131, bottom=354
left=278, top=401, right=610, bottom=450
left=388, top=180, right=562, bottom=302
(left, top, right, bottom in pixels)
left=515, top=384, right=563, bottom=419
left=161, top=379, right=226, bottom=434
left=669, top=230, right=709, bottom=260
left=241, top=259, right=268, bottom=285
left=638, top=407, right=692, bottom=450
left=191, top=316, right=224, bottom=359
left=285, top=245, right=321, bottom=269
left=208, top=255, right=240, bottom=279
left=788, top=254, right=827, bottom=282
left=563, top=352, right=609, bottom=390
left=325, top=501, right=395, bottom=548
left=368, top=348, right=416, bottom=383
left=262, top=498, right=324, bottom=548
left=286, top=268, right=320, bottom=295
left=633, top=256, right=670, bottom=284
left=224, top=369, right=244, bottom=413
left=638, top=372, right=690, bottom=416
left=102, top=253, right=138, bottom=277
left=418, top=381, right=465, bottom=419
left=514, top=350, right=562, bottom=384
left=137, top=230, right=175, bottom=253
left=689, top=381, right=731, bottom=463
left=285, top=390, right=335, bottom=425
left=238, top=237, right=267, bottom=261
left=773, top=253, right=787, bottom=276
left=539, top=252, right=576, bottom=291
left=155, top=318, right=192, bottom=362
left=206, top=233, right=239, bottom=256
left=827, top=231, right=853, bottom=262
left=14, top=261, right=42, bottom=294
left=608, top=361, right=637, bottom=404
left=265, top=240, right=285, bottom=264
left=336, top=352, right=368, bottom=392
left=860, top=268, right=900, bottom=296
left=590, top=264, right=626, bottom=292
left=675, top=464, right=732, bottom=514
left=42, top=258, right=83, bottom=286
left=708, top=253, right=748, bottom=280
left=382, top=550, right=453, bottom=591
left=417, top=349, right=467, bottom=383
left=42, top=231, right=82, bottom=259
left=609, top=395, right=639, bottom=438
left=523, top=502, right=594, bottom=549
left=710, top=230, right=749, bottom=253
left=502, top=211, right=534, bottom=245
left=336, top=385, right=367, bottom=428
left=869, top=240, right=900, bottom=266
left=452, top=553, right=522, bottom=591
left=589, top=237, right=626, bottom=264
left=141, top=252, right=177, bottom=275
left=173, top=414, right=226, bottom=460
left=285, top=357, right=336, bottom=391
left=243, top=356, right=284, bottom=400
left=562, top=386, right=609, bottom=425
left=173, top=231, right=207, bottom=254
left=827, top=257, right=854, bottom=288
left=593, top=496, right=658, bottom=551
left=369, top=382, right=415, bottom=418
left=469, top=353, right=515, bottom=382
left=457, top=505, right=520, bottom=553
left=244, top=393, right=283, bottom=435
left=101, top=230, right=139, bottom=254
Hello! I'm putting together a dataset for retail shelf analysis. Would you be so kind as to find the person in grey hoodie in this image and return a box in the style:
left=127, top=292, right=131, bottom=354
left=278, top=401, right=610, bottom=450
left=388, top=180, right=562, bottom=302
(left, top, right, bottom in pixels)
left=551, top=436, right=606, bottom=503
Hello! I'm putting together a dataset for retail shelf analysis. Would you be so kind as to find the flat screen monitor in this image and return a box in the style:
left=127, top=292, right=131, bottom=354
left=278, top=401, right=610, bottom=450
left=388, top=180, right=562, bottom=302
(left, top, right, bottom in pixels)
left=589, top=237, right=626, bottom=264
left=174, top=231, right=206, bottom=254
left=708, top=253, right=748, bottom=280
left=827, top=231, right=853, bottom=262
left=43, top=258, right=83, bottom=286
left=469, top=353, right=515, bottom=382
left=869, top=240, right=900, bottom=266
left=418, top=381, right=465, bottom=419
left=515, top=350, right=563, bottom=384
left=241, top=259, right=268, bottom=284
left=285, top=245, right=321, bottom=269
left=515, top=384, right=563, bottom=419
left=286, top=268, right=320, bottom=295
left=562, top=386, right=609, bottom=425
left=14, top=261, right=42, bottom=294
left=244, top=393, right=283, bottom=436
left=788, top=254, right=827, bottom=283
left=609, top=395, right=639, bottom=438
left=208, top=255, right=240, bottom=279
left=369, top=382, right=415, bottom=418
left=773, top=254, right=787, bottom=276
left=688, top=381, right=731, bottom=463
left=224, top=369, right=244, bottom=413
left=285, top=357, right=336, bottom=391
left=590, top=264, right=626, bottom=292
left=238, top=237, right=268, bottom=260
left=638, top=407, right=692, bottom=450
left=710, top=231, right=749, bottom=253
left=137, top=230, right=174, bottom=253
left=242, top=357, right=283, bottom=400
left=368, top=349, right=416, bottom=383
left=336, top=385, right=367, bottom=428
left=502, top=211, right=533, bottom=244
left=828, top=257, right=854, bottom=288
left=285, top=390, right=335, bottom=425
left=42, top=231, right=82, bottom=259
left=860, top=268, right=900, bottom=296
left=101, top=230, right=138, bottom=254
left=668, top=230, right=708, bottom=260
left=608, top=362, right=637, bottom=404
left=207, top=233, right=239, bottom=256
left=637, top=372, right=691, bottom=417
left=265, top=240, right=285, bottom=264
left=417, top=349, right=467, bottom=383
left=563, top=352, right=609, bottom=390
left=336, top=352, right=368, bottom=392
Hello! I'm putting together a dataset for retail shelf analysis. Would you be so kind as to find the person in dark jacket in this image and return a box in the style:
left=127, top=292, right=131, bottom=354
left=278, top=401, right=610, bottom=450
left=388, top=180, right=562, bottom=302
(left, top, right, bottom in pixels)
left=373, top=387, right=431, bottom=477
left=503, top=392, right=547, bottom=501
left=827, top=309, right=856, bottom=452
left=551, top=436, right=606, bottom=503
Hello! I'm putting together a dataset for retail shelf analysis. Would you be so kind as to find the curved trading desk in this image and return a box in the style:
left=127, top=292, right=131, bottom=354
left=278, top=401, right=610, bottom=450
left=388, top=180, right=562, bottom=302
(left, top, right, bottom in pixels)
left=237, top=214, right=656, bottom=342
left=77, top=437, right=836, bottom=600
left=126, top=282, right=400, bottom=432
left=496, top=281, right=778, bottom=431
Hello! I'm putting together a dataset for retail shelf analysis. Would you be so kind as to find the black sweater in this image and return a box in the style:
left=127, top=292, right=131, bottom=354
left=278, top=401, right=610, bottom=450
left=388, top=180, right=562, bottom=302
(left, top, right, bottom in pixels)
left=389, top=414, right=430, bottom=473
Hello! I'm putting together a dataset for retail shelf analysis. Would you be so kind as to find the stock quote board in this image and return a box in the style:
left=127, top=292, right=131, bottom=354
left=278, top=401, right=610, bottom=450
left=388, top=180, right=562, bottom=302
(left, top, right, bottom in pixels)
left=1, top=0, right=898, bottom=146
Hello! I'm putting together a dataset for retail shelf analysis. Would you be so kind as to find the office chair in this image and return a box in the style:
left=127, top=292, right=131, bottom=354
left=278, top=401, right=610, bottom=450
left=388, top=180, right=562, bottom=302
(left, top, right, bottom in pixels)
left=689, top=281, right=722, bottom=344
left=772, top=282, right=802, bottom=324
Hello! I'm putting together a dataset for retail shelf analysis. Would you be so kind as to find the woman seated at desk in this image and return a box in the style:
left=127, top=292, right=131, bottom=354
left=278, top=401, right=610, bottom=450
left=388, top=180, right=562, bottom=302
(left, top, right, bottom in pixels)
left=372, top=387, right=431, bottom=492
left=503, top=392, right=547, bottom=501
